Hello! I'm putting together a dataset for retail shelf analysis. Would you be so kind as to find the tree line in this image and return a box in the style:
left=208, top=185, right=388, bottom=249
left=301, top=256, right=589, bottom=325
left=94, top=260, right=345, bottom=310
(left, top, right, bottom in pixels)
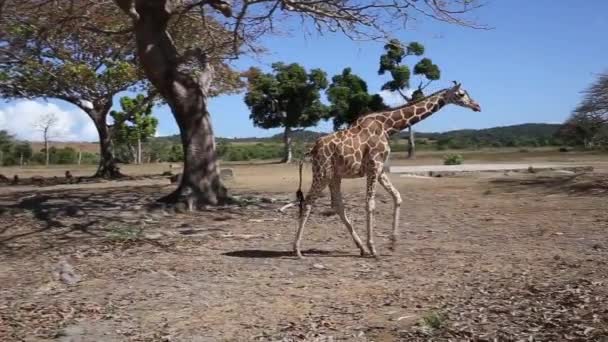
left=0, top=130, right=99, bottom=166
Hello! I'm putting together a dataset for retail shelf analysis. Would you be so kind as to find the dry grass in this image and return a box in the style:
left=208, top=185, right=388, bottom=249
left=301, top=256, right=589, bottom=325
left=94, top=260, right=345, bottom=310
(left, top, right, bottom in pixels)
left=0, top=152, right=607, bottom=341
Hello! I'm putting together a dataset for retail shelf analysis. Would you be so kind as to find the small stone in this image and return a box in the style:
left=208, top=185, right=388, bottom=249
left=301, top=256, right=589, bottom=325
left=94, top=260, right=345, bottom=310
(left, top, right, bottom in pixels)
left=144, top=233, right=163, bottom=240
left=170, top=173, right=182, bottom=184
left=174, top=202, right=188, bottom=213
left=220, top=168, right=234, bottom=180
left=312, top=263, right=327, bottom=270
left=592, top=244, right=602, bottom=250
left=52, top=259, right=81, bottom=285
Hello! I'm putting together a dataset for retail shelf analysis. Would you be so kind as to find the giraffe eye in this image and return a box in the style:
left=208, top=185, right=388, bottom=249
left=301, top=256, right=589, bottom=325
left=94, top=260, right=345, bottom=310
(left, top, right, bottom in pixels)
left=458, top=92, right=465, bottom=97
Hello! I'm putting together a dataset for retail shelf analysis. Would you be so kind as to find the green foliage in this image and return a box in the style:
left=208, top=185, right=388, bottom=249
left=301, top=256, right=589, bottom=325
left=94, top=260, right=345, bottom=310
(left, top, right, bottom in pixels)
left=107, top=224, right=144, bottom=242
left=378, top=39, right=441, bottom=100
left=443, top=153, right=464, bottom=165
left=50, top=147, right=77, bottom=164
left=244, top=63, right=329, bottom=130
left=110, top=94, right=159, bottom=163
left=420, top=124, right=564, bottom=149
left=420, top=311, right=445, bottom=332
left=0, top=3, right=143, bottom=104
left=327, top=68, right=388, bottom=130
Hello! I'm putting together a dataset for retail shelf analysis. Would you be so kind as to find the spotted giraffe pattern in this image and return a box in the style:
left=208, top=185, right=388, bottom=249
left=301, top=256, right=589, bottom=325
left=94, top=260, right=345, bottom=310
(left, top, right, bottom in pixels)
left=293, top=82, right=481, bottom=258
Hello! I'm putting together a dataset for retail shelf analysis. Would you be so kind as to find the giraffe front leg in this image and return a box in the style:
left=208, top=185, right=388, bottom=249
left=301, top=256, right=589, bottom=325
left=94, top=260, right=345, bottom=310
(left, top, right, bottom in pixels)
left=330, top=178, right=367, bottom=256
left=379, top=173, right=402, bottom=252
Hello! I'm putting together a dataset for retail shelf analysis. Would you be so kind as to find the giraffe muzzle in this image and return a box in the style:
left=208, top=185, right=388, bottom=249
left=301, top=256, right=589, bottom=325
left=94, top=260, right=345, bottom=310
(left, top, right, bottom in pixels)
left=471, top=102, right=481, bottom=112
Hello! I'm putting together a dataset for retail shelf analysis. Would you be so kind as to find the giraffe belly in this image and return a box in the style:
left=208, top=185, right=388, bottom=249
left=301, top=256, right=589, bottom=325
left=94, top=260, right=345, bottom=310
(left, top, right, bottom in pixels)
left=338, top=162, right=366, bottom=178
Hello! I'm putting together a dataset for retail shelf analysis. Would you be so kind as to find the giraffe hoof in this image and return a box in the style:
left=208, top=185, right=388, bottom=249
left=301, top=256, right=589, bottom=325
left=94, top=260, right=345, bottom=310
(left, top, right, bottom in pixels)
left=294, top=251, right=305, bottom=259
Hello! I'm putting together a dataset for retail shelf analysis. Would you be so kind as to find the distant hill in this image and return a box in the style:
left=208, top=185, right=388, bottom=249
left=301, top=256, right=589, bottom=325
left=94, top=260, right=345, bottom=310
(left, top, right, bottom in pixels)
left=155, top=129, right=327, bottom=144
left=25, top=123, right=564, bottom=150
left=400, top=123, right=563, bottom=148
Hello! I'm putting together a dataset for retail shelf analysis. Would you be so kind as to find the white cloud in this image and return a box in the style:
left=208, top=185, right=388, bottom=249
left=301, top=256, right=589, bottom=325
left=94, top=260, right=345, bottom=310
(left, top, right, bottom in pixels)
left=377, top=89, right=413, bottom=107
left=0, top=100, right=98, bottom=142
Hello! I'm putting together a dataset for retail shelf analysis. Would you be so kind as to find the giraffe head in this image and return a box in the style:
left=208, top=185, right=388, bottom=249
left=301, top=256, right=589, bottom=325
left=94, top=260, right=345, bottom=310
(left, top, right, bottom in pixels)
left=444, top=81, right=481, bottom=112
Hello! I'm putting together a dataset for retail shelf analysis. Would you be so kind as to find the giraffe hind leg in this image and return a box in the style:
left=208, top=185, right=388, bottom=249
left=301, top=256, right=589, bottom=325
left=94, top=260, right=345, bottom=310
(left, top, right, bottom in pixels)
left=365, top=166, right=381, bottom=258
left=293, top=178, right=328, bottom=259
left=378, top=172, right=402, bottom=252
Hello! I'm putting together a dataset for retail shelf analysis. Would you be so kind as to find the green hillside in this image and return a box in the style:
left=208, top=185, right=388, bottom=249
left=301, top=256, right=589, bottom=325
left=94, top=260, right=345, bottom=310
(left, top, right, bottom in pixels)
left=404, top=123, right=562, bottom=148
left=153, top=123, right=564, bottom=152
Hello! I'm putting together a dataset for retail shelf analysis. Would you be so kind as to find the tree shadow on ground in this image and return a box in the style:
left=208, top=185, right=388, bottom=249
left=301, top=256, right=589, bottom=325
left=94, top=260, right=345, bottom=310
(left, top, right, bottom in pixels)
left=223, top=248, right=361, bottom=259
left=488, top=173, right=608, bottom=196
left=0, top=185, right=171, bottom=253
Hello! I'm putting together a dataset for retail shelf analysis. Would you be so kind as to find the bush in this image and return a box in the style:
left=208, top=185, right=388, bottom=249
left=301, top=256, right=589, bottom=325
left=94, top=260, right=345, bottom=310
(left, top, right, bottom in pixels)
left=443, top=153, right=464, bottom=165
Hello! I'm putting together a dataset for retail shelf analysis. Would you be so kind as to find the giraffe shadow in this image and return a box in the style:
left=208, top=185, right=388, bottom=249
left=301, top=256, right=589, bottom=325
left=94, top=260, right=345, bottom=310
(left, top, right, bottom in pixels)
left=222, top=248, right=357, bottom=258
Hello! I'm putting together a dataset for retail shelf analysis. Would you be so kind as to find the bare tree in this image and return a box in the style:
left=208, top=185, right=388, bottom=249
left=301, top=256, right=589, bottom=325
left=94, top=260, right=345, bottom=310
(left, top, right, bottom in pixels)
left=35, top=113, right=59, bottom=166
left=559, top=72, right=608, bottom=148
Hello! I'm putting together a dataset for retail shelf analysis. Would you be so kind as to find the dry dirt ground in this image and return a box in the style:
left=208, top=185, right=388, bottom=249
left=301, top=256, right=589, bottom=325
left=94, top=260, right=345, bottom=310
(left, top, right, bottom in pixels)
left=1, top=159, right=608, bottom=341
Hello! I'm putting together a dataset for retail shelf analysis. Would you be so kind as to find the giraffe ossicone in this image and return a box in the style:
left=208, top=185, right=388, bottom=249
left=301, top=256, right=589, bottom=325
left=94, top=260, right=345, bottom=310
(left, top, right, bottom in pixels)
left=293, top=82, right=482, bottom=259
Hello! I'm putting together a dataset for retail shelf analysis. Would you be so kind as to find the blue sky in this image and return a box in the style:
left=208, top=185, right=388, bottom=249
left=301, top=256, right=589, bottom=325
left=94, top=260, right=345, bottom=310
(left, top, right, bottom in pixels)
left=1, top=0, right=607, bottom=141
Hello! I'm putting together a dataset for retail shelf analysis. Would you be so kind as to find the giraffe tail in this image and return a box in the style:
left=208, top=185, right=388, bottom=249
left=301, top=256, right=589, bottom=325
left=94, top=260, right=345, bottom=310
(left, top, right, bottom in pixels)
left=296, top=159, right=305, bottom=218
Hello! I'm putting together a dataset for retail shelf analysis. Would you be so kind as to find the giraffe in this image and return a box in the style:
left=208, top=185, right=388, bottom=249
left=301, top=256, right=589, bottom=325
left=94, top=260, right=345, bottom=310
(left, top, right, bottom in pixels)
left=293, top=81, right=481, bottom=259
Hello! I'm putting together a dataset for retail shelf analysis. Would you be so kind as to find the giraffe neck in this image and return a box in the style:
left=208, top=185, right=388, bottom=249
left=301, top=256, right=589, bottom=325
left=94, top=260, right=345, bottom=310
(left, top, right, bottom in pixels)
left=383, top=91, right=448, bottom=136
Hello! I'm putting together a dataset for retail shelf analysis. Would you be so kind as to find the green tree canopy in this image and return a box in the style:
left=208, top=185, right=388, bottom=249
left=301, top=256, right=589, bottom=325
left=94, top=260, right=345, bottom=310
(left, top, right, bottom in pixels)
left=378, top=39, right=441, bottom=100
left=244, top=62, right=329, bottom=162
left=327, top=68, right=387, bottom=130
left=110, top=94, right=159, bottom=163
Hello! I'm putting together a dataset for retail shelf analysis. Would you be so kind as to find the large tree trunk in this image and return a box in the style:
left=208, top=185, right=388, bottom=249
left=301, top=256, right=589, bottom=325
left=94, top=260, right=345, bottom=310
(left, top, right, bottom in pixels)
left=281, top=126, right=293, bottom=163
left=128, top=0, right=230, bottom=207
left=407, top=125, right=416, bottom=159
left=90, top=108, right=123, bottom=178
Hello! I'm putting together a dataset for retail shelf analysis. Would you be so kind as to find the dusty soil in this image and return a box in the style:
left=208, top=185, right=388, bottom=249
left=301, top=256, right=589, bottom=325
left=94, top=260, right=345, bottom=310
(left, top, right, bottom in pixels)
left=1, top=162, right=607, bottom=341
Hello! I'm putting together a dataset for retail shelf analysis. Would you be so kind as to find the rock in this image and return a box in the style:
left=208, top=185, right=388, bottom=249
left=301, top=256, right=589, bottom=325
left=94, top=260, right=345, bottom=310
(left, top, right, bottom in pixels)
left=312, top=263, right=327, bottom=270
left=220, top=168, right=234, bottom=180
left=31, top=175, right=45, bottom=185
left=64, top=206, right=85, bottom=217
left=170, top=173, right=182, bottom=184
left=52, top=259, right=81, bottom=285
left=144, top=232, right=163, bottom=240
left=0, top=174, right=9, bottom=183
left=162, top=171, right=173, bottom=176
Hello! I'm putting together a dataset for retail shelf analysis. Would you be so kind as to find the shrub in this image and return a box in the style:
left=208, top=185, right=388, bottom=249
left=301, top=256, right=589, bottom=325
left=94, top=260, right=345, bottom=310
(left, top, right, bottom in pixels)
left=443, top=153, right=463, bottom=165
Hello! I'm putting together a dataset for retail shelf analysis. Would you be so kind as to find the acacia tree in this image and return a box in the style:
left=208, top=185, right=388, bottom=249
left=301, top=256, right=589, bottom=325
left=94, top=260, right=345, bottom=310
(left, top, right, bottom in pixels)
left=244, top=63, right=328, bottom=163
left=0, top=1, right=146, bottom=177
left=34, top=113, right=59, bottom=166
left=98, top=0, right=483, bottom=207
left=559, top=72, right=608, bottom=148
left=378, top=39, right=441, bottom=159
left=111, top=94, right=159, bottom=164
left=327, top=68, right=387, bottom=130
